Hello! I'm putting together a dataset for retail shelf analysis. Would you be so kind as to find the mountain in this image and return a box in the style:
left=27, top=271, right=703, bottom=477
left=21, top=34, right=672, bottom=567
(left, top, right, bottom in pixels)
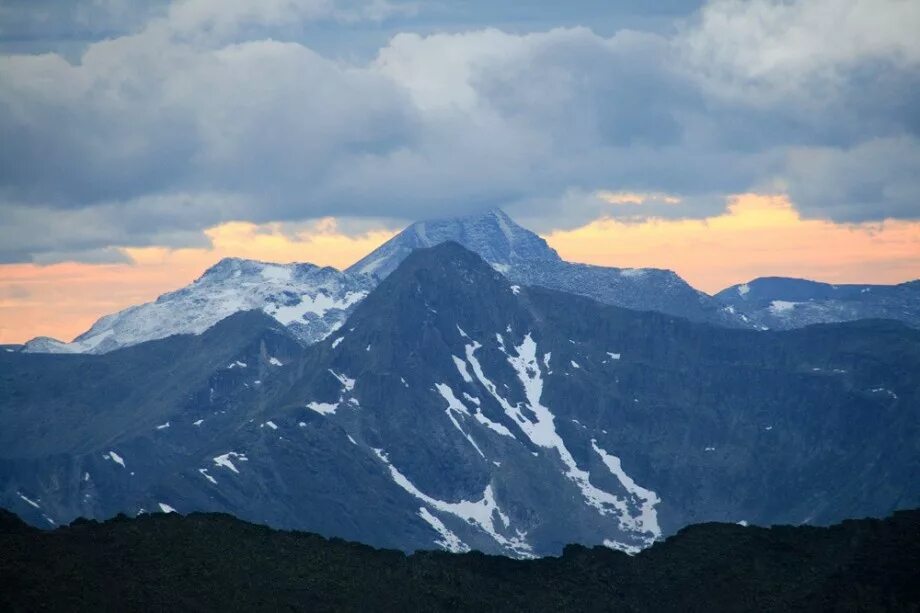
left=20, top=211, right=920, bottom=357
left=2, top=509, right=918, bottom=612
left=19, top=209, right=744, bottom=357
left=21, top=257, right=374, bottom=354
left=716, top=277, right=920, bottom=330
left=2, top=243, right=917, bottom=557
left=349, top=209, right=746, bottom=327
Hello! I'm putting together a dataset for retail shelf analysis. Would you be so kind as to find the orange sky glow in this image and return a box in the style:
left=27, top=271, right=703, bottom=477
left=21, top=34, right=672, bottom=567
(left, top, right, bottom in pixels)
left=1, top=194, right=918, bottom=344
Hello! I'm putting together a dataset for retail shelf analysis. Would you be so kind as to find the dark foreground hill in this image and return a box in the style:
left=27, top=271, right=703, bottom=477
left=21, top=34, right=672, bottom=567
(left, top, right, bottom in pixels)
left=1, top=508, right=918, bottom=612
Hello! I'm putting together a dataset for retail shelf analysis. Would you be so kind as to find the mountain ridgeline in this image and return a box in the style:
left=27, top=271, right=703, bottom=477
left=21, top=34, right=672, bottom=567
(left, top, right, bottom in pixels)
left=22, top=257, right=373, bottom=354
left=717, top=276, right=920, bottom=330
left=2, top=508, right=918, bottom=611
left=20, top=209, right=920, bottom=355
left=348, top=209, right=744, bottom=327
left=2, top=243, right=917, bottom=558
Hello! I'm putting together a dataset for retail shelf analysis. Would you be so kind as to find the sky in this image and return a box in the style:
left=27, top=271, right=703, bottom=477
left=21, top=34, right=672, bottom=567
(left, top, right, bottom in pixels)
left=1, top=0, right=919, bottom=343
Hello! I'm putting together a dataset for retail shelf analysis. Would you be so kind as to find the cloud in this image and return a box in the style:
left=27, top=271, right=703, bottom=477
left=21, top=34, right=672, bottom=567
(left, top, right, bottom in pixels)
left=678, top=0, right=920, bottom=104
left=779, top=136, right=920, bottom=222
left=0, top=192, right=248, bottom=263
left=0, top=0, right=917, bottom=262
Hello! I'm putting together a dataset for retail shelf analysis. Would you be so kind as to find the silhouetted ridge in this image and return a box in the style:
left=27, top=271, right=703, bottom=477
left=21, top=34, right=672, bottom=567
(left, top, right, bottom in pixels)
left=0, top=509, right=917, bottom=611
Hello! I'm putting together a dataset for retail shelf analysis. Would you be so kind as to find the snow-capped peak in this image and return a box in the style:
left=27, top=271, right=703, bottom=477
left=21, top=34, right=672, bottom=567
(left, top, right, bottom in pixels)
left=23, top=258, right=374, bottom=355
left=347, top=209, right=561, bottom=279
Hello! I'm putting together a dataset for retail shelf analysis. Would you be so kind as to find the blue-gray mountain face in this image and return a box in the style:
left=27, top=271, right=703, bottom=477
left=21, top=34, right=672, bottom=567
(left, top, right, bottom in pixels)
left=349, top=210, right=745, bottom=328
left=716, top=277, right=920, bottom=330
left=2, top=244, right=917, bottom=557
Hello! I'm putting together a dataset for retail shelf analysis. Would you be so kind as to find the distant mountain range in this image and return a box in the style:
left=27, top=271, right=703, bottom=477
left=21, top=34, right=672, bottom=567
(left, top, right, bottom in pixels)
left=21, top=209, right=919, bottom=355
left=2, top=508, right=917, bottom=611
left=716, top=276, right=920, bottom=330
left=3, top=243, right=917, bottom=557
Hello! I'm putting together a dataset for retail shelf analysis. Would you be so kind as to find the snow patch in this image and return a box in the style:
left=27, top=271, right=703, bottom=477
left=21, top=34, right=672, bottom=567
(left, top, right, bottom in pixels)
left=329, top=370, right=355, bottom=392
left=374, top=448, right=532, bottom=557
left=198, top=468, right=218, bottom=485
left=155, top=421, right=170, bottom=430
left=268, top=357, right=283, bottom=366
left=307, top=401, right=339, bottom=415
left=441, top=368, right=515, bottom=439
left=603, top=539, right=642, bottom=555
left=331, top=337, right=344, bottom=349
left=452, top=355, right=473, bottom=383
left=104, top=451, right=126, bottom=468
left=869, top=387, right=898, bottom=399
left=737, top=283, right=750, bottom=296
left=467, top=333, right=656, bottom=548
left=592, top=440, right=661, bottom=537
left=265, top=291, right=367, bottom=326
left=158, top=502, right=177, bottom=514
left=436, top=383, right=485, bottom=458
left=418, top=507, right=470, bottom=553
left=213, top=452, right=248, bottom=474
left=307, top=370, right=357, bottom=415
left=17, top=492, right=40, bottom=509
left=769, top=300, right=798, bottom=314
left=259, top=264, right=292, bottom=282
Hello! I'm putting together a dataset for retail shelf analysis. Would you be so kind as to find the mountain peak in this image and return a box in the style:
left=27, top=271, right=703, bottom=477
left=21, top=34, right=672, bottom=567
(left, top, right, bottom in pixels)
left=347, top=208, right=560, bottom=279
left=24, top=254, right=373, bottom=355
left=350, top=241, right=515, bottom=323
left=198, top=257, right=326, bottom=284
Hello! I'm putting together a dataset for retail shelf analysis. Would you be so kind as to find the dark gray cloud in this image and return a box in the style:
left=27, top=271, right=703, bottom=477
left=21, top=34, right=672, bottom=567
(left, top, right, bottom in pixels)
left=0, top=0, right=917, bottom=263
